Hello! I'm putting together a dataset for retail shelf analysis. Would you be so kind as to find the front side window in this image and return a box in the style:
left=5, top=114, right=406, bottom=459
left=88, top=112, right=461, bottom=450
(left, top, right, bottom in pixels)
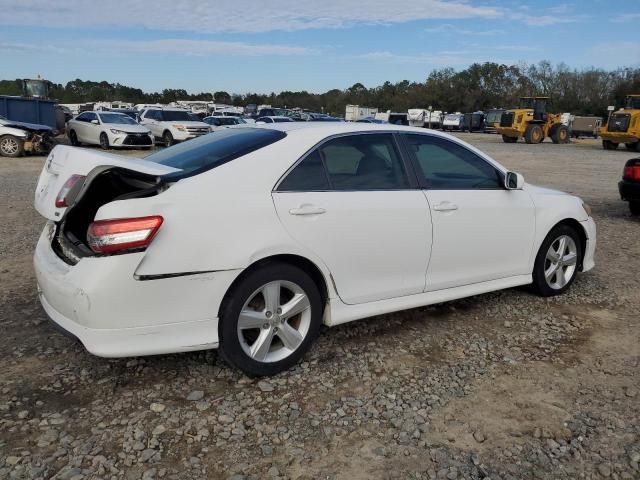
left=75, top=112, right=90, bottom=122
left=278, top=133, right=409, bottom=191
left=404, top=134, right=502, bottom=189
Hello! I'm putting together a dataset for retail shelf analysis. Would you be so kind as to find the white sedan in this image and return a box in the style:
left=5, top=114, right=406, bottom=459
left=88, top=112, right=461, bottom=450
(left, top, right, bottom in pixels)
left=67, top=111, right=154, bottom=149
left=33, top=123, right=596, bottom=376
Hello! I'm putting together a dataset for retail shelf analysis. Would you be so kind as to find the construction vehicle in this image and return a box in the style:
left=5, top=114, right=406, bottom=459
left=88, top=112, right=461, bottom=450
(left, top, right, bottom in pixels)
left=496, top=97, right=569, bottom=144
left=483, top=109, right=505, bottom=133
left=599, top=95, right=640, bottom=151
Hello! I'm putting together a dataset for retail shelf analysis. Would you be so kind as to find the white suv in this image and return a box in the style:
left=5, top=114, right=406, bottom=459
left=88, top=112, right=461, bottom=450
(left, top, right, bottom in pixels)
left=138, top=108, right=211, bottom=146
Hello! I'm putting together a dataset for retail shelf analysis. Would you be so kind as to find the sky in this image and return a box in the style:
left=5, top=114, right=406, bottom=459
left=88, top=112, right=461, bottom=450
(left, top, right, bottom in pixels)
left=0, top=0, right=639, bottom=95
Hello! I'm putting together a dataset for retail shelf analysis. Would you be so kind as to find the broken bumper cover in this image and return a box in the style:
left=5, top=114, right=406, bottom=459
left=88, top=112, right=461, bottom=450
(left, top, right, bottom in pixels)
left=580, top=217, right=596, bottom=273
left=33, top=222, right=241, bottom=357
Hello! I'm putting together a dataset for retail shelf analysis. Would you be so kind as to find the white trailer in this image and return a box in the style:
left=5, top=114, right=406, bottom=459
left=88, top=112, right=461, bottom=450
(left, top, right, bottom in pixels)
left=345, top=104, right=378, bottom=122
left=407, top=109, right=427, bottom=127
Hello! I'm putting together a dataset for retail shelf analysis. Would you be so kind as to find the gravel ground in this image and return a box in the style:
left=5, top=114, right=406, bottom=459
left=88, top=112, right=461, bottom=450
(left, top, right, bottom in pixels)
left=0, top=134, right=638, bottom=480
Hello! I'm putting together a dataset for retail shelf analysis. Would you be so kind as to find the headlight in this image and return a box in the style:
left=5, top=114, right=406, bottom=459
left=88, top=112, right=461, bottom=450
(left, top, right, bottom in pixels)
left=110, top=129, right=125, bottom=134
left=172, top=124, right=186, bottom=131
left=582, top=202, right=592, bottom=217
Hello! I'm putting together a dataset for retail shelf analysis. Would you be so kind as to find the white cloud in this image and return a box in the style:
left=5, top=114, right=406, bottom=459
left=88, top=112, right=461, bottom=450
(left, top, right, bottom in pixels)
left=610, top=13, right=640, bottom=23
left=424, top=23, right=500, bottom=35
left=0, top=0, right=501, bottom=33
left=0, top=39, right=312, bottom=57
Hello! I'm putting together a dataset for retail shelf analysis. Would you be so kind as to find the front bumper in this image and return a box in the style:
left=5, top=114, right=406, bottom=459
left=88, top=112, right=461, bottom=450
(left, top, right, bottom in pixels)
left=600, top=132, right=639, bottom=144
left=619, top=179, right=640, bottom=202
left=34, top=223, right=241, bottom=357
left=580, top=217, right=596, bottom=273
left=109, top=132, right=154, bottom=148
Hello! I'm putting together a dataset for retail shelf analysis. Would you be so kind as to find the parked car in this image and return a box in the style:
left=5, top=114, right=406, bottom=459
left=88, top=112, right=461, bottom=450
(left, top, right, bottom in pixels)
left=619, top=157, right=640, bottom=215
left=67, top=111, right=154, bottom=150
left=33, top=123, right=596, bottom=376
left=0, top=114, right=54, bottom=157
left=203, top=116, right=242, bottom=130
left=255, top=116, right=295, bottom=124
left=138, top=108, right=210, bottom=146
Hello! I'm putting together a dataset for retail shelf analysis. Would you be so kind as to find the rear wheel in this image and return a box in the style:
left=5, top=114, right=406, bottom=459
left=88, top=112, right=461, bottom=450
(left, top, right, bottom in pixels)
left=69, top=130, right=80, bottom=146
left=99, top=132, right=109, bottom=150
left=501, top=134, right=518, bottom=143
left=163, top=130, right=174, bottom=147
left=630, top=201, right=640, bottom=216
left=624, top=142, right=639, bottom=151
left=551, top=125, right=569, bottom=144
left=602, top=140, right=618, bottom=150
left=219, top=263, right=323, bottom=376
left=531, top=225, right=582, bottom=297
left=0, top=135, right=24, bottom=157
left=525, top=124, right=544, bottom=144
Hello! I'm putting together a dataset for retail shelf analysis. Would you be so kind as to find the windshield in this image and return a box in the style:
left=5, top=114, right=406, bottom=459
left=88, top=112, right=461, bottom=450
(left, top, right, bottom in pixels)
left=486, top=111, right=503, bottom=123
left=626, top=97, right=640, bottom=109
left=98, top=113, right=137, bottom=125
left=145, top=127, right=286, bottom=177
left=162, top=110, right=195, bottom=121
left=274, top=117, right=293, bottom=123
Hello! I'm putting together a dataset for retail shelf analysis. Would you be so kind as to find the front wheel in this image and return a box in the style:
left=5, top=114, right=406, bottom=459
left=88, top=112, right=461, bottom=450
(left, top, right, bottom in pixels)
left=603, top=140, right=618, bottom=150
left=69, top=130, right=81, bottom=146
left=219, top=263, right=323, bottom=376
left=99, top=132, right=109, bottom=150
left=525, top=124, right=544, bottom=144
left=502, top=134, right=518, bottom=143
left=630, top=201, right=640, bottom=216
left=0, top=135, right=24, bottom=157
left=531, top=225, right=582, bottom=297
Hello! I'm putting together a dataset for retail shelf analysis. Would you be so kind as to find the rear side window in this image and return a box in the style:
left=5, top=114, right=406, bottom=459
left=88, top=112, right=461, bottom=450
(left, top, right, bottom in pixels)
left=146, top=128, right=286, bottom=178
left=278, top=133, right=409, bottom=191
left=404, top=134, right=502, bottom=189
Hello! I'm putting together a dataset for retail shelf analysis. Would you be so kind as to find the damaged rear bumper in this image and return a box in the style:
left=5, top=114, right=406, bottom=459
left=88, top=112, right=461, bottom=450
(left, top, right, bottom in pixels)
left=34, top=222, right=241, bottom=357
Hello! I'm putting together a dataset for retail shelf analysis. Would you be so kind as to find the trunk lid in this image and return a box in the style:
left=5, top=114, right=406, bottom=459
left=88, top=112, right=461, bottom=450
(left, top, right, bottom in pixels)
left=35, top=145, right=179, bottom=221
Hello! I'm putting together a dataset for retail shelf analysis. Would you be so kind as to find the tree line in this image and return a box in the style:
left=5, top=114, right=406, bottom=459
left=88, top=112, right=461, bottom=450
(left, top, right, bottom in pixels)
left=1, top=61, right=639, bottom=118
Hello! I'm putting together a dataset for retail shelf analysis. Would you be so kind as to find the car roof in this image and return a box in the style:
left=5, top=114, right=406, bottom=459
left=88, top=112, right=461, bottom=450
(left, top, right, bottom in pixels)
left=250, top=121, right=457, bottom=138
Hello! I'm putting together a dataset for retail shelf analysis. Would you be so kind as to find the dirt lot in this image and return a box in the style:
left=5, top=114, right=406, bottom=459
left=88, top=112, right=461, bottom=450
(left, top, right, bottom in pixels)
left=0, top=134, right=639, bottom=480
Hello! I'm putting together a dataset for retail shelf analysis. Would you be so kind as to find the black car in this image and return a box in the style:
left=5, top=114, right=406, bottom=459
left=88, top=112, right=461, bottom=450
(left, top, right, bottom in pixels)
left=619, top=157, right=640, bottom=215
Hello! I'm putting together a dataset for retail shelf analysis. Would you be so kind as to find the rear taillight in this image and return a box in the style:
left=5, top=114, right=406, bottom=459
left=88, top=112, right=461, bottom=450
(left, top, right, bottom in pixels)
left=87, top=216, right=163, bottom=254
left=623, top=165, right=640, bottom=181
left=55, top=174, right=86, bottom=208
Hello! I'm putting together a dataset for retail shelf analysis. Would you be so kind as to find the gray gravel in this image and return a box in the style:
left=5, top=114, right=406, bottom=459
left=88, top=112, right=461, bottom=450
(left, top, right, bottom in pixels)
left=0, top=134, right=638, bottom=479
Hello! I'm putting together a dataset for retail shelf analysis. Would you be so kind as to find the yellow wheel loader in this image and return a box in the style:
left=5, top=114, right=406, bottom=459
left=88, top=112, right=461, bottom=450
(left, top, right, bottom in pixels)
left=599, top=95, right=640, bottom=152
left=496, top=97, right=569, bottom=144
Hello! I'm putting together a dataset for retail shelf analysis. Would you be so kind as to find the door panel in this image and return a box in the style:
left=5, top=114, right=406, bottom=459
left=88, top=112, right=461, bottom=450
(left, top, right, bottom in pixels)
left=273, top=191, right=432, bottom=304
left=425, top=188, right=535, bottom=291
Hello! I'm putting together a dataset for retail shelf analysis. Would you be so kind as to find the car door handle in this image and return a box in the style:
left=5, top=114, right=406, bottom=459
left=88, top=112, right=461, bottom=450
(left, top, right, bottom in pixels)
left=433, top=202, right=459, bottom=212
left=289, top=205, right=326, bottom=216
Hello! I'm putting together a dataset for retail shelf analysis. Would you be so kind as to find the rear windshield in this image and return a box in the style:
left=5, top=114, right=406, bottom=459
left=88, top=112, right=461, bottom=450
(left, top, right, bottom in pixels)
left=145, top=127, right=286, bottom=178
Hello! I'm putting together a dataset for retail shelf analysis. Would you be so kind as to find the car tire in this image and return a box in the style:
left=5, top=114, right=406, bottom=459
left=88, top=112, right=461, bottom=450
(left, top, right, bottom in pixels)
left=525, top=124, right=544, bottom=144
left=163, top=131, right=174, bottom=147
left=99, top=132, right=109, bottom=150
left=603, top=140, right=618, bottom=150
left=0, top=135, right=24, bottom=157
left=630, top=201, right=640, bottom=216
left=219, top=263, right=323, bottom=376
left=531, top=224, right=582, bottom=297
left=501, top=134, right=518, bottom=143
left=69, top=130, right=81, bottom=146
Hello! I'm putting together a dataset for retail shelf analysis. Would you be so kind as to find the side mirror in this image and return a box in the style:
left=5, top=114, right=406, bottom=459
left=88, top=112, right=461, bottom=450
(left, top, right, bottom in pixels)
left=91, top=119, right=99, bottom=125
left=505, top=171, right=524, bottom=190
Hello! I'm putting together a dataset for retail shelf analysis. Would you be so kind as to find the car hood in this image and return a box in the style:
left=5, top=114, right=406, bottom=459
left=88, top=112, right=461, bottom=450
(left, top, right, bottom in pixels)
left=0, top=119, right=52, bottom=132
left=103, top=123, right=150, bottom=133
left=524, top=183, right=569, bottom=196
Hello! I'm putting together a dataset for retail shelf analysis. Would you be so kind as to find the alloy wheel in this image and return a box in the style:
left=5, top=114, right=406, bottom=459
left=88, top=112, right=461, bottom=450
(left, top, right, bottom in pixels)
left=237, top=280, right=311, bottom=363
left=0, top=137, right=19, bottom=155
left=544, top=235, right=578, bottom=290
